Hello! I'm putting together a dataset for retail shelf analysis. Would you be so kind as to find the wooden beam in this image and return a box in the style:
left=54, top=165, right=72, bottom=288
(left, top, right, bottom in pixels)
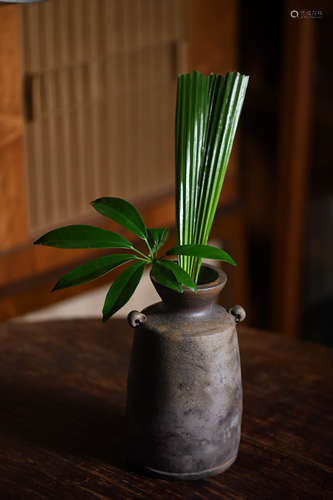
left=0, top=6, right=28, bottom=251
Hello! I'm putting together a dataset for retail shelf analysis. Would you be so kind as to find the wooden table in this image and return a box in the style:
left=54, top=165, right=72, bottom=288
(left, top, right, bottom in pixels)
left=0, top=319, right=332, bottom=499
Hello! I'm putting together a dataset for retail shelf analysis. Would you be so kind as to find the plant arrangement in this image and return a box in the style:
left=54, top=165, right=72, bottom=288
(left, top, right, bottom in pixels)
left=34, top=71, right=248, bottom=321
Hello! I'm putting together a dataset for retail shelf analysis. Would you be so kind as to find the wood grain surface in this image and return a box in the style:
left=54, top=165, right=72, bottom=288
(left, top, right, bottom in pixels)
left=0, top=319, right=331, bottom=499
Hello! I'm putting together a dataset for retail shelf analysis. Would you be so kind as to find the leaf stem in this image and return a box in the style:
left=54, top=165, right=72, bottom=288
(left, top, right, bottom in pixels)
left=136, top=257, right=151, bottom=263
left=131, top=247, right=151, bottom=262
left=144, top=238, right=154, bottom=258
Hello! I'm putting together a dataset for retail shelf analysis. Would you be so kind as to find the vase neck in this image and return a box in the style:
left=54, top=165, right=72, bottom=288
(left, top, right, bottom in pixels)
left=151, top=265, right=227, bottom=314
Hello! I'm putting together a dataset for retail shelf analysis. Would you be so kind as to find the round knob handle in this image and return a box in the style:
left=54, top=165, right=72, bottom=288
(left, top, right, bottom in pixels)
left=229, top=305, right=246, bottom=323
left=127, top=310, right=147, bottom=328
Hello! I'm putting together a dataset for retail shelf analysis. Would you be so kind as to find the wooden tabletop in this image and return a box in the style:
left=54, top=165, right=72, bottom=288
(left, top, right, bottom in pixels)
left=0, top=319, right=332, bottom=499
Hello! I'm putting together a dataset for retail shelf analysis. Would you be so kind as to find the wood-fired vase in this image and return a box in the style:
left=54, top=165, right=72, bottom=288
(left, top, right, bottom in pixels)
left=126, top=264, right=245, bottom=480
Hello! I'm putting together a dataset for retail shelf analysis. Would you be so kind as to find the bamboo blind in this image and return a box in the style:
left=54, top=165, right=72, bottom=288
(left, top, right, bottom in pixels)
left=20, top=0, right=186, bottom=234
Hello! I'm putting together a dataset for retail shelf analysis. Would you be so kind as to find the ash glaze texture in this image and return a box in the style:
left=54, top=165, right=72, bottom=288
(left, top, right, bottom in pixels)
left=126, top=265, right=242, bottom=479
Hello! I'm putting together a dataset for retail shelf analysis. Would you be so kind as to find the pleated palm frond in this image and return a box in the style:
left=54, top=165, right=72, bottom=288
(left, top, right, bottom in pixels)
left=175, top=71, right=249, bottom=282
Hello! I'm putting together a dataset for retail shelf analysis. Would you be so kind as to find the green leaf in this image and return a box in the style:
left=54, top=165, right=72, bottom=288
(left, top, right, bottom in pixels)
left=91, top=197, right=147, bottom=240
left=147, top=228, right=169, bottom=254
left=52, top=254, right=137, bottom=291
left=102, top=261, right=146, bottom=321
left=151, top=261, right=183, bottom=293
left=159, top=260, right=197, bottom=292
left=33, top=225, right=133, bottom=249
left=167, top=244, right=236, bottom=266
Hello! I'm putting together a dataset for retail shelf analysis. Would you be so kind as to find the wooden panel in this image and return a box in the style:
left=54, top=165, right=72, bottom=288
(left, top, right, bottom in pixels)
left=21, top=0, right=185, bottom=235
left=272, top=3, right=315, bottom=335
left=0, top=6, right=28, bottom=251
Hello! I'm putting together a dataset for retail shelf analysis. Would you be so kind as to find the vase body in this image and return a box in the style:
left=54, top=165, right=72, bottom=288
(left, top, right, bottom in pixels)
left=126, top=265, right=243, bottom=480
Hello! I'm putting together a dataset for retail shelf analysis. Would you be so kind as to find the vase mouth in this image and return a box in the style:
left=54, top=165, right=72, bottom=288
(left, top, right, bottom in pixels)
left=195, top=263, right=227, bottom=290
left=150, top=263, right=227, bottom=311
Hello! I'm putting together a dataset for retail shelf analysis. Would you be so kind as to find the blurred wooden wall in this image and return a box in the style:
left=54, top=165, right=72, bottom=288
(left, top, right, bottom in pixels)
left=0, top=0, right=243, bottom=321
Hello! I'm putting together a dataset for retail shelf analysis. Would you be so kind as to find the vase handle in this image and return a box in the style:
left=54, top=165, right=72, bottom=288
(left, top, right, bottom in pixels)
left=229, top=305, right=246, bottom=323
left=127, top=310, right=147, bottom=328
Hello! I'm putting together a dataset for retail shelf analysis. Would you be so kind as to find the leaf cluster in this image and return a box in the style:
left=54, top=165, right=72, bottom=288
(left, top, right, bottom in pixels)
left=34, top=197, right=235, bottom=321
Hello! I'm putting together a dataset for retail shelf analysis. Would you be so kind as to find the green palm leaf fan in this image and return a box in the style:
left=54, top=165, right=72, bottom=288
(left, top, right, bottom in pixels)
left=175, top=71, right=249, bottom=282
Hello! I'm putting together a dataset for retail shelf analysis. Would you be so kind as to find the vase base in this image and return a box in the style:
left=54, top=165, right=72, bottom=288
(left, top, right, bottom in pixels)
left=143, top=455, right=237, bottom=480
